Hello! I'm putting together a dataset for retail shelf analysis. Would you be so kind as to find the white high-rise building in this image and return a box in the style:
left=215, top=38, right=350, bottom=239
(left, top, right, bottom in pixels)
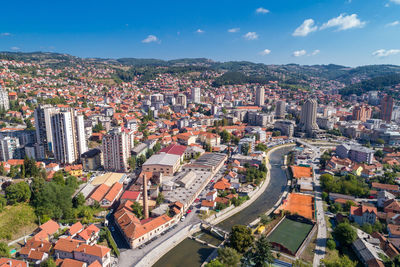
left=0, top=85, right=9, bottom=111
left=102, top=128, right=134, bottom=172
left=34, top=105, right=58, bottom=159
left=51, top=111, right=76, bottom=164
left=50, top=109, right=88, bottom=164
left=0, top=136, right=20, bottom=161
left=176, top=93, right=187, bottom=108
left=191, top=87, right=201, bottom=104
left=298, top=99, right=319, bottom=136
left=255, top=87, right=265, bottom=107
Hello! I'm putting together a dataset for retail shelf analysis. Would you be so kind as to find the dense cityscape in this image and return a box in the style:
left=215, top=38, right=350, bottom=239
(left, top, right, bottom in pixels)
left=2, top=0, right=400, bottom=266
left=0, top=52, right=399, bottom=267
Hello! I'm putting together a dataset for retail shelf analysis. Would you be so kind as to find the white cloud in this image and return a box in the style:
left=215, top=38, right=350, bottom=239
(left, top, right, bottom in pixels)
left=1, top=33, right=11, bottom=36
left=386, top=21, right=399, bottom=27
left=372, top=49, right=400, bottom=57
left=196, top=29, right=204, bottom=34
left=320, top=14, right=366, bottom=31
left=142, top=35, right=159, bottom=43
left=10, top=46, right=20, bottom=51
left=311, top=49, right=320, bottom=56
left=293, top=50, right=307, bottom=57
left=390, top=0, right=400, bottom=4
left=292, top=19, right=318, bottom=37
left=260, top=49, right=271, bottom=56
left=256, top=7, right=269, bottom=14
left=228, top=28, right=240, bottom=33
left=243, top=32, right=259, bottom=40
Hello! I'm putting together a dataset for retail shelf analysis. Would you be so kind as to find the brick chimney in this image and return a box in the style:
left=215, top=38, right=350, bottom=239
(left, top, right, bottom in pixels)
left=143, top=173, right=149, bottom=219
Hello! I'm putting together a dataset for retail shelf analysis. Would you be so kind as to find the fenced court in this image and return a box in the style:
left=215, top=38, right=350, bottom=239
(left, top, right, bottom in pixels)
left=267, top=217, right=313, bottom=255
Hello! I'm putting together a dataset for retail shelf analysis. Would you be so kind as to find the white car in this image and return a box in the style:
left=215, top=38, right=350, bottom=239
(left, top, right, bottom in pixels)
left=180, top=216, right=186, bottom=222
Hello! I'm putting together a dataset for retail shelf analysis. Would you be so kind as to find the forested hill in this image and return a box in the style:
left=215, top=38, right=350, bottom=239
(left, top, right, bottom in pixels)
left=1, top=51, right=400, bottom=93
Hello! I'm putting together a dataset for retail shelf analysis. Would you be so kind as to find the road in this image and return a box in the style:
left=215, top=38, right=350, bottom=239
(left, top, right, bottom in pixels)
left=306, top=145, right=328, bottom=267
left=115, top=166, right=227, bottom=267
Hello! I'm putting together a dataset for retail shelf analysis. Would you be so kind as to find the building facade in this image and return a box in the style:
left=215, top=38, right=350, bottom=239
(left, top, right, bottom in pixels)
left=298, top=99, right=319, bottom=136
left=102, top=128, right=133, bottom=172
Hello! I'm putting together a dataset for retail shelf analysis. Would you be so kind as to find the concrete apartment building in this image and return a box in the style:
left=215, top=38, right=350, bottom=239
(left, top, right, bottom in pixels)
left=298, top=99, right=319, bottom=136
left=255, top=86, right=265, bottom=107
left=0, top=85, right=9, bottom=111
left=0, top=136, right=20, bottom=161
left=275, top=100, right=286, bottom=119
left=191, top=87, right=201, bottom=103
left=102, top=128, right=134, bottom=172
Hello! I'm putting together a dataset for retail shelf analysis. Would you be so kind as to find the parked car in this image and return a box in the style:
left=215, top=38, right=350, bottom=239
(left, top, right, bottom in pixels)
left=180, top=216, right=186, bottom=222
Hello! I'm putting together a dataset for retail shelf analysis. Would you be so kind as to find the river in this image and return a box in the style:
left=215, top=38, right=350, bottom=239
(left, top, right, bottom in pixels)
left=153, top=146, right=292, bottom=267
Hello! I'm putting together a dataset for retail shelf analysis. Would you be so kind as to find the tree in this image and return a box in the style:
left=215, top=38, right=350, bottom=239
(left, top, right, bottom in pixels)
left=65, top=175, right=78, bottom=189
left=0, top=163, right=6, bottom=176
left=73, top=193, right=86, bottom=208
left=40, top=258, right=56, bottom=267
left=131, top=201, right=143, bottom=219
left=205, top=259, right=224, bottom=267
left=23, top=156, right=40, bottom=178
left=321, top=255, right=356, bottom=267
left=220, top=130, right=231, bottom=144
left=244, top=235, right=274, bottom=267
left=272, top=130, right=281, bottom=137
left=5, top=182, right=31, bottom=204
left=326, top=239, right=336, bottom=250
left=241, top=143, right=249, bottom=156
left=361, top=223, right=373, bottom=234
left=217, top=247, right=241, bottom=267
left=374, top=150, right=384, bottom=158
left=156, top=192, right=164, bottom=205
left=153, top=142, right=161, bottom=153
left=52, top=171, right=65, bottom=186
left=229, top=225, right=254, bottom=253
left=92, top=122, right=104, bottom=133
left=0, top=242, right=10, bottom=258
left=333, top=222, right=357, bottom=246
left=376, top=138, right=385, bottom=145
left=128, top=156, right=136, bottom=171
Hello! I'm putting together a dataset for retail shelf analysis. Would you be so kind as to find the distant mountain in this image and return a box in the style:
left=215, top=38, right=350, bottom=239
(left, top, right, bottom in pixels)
left=1, top=51, right=400, bottom=92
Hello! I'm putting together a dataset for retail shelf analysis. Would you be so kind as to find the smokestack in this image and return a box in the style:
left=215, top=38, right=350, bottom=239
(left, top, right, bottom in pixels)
left=143, top=173, right=149, bottom=219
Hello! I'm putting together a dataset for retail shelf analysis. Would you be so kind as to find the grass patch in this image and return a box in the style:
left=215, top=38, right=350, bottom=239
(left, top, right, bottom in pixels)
left=0, top=204, right=37, bottom=241
left=267, top=218, right=313, bottom=254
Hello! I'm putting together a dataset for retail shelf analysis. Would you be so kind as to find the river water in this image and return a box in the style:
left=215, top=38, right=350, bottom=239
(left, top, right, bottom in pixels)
left=153, top=146, right=292, bottom=267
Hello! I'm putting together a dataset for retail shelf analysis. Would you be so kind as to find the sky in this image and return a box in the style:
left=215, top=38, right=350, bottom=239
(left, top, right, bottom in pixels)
left=1, top=0, right=400, bottom=67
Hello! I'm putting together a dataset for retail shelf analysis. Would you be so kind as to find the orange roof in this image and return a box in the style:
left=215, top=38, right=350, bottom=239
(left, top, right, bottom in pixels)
left=39, top=219, right=60, bottom=235
left=74, top=244, right=111, bottom=258
left=77, top=224, right=100, bottom=241
left=291, top=166, right=313, bottom=179
left=103, top=182, right=123, bottom=202
left=60, top=259, right=86, bottom=267
left=68, top=222, right=83, bottom=236
left=0, top=258, right=28, bottom=267
left=88, top=261, right=102, bottom=267
left=54, top=238, right=82, bottom=253
left=90, top=184, right=111, bottom=202
left=277, top=193, right=314, bottom=220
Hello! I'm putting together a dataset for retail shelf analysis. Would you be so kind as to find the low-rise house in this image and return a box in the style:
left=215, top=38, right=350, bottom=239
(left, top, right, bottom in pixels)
left=201, top=200, right=216, bottom=209
left=352, top=229, right=386, bottom=267
left=378, top=191, right=396, bottom=208
left=214, top=178, right=231, bottom=191
left=384, top=199, right=400, bottom=214
left=74, top=224, right=100, bottom=245
left=65, top=164, right=83, bottom=177
left=73, top=244, right=111, bottom=267
left=0, top=258, right=28, bottom=267
left=372, top=183, right=399, bottom=194
left=68, top=222, right=84, bottom=238
left=56, top=258, right=87, bottom=267
left=53, top=238, right=82, bottom=259
left=350, top=205, right=377, bottom=226
left=388, top=224, right=400, bottom=238
left=206, top=191, right=217, bottom=202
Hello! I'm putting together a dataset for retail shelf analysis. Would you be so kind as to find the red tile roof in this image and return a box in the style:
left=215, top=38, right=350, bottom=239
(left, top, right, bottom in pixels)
left=160, top=144, right=187, bottom=156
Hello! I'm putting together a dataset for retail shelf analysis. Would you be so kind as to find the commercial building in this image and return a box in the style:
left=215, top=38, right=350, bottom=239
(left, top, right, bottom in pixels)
left=336, top=143, right=375, bottom=164
left=182, top=153, right=227, bottom=173
left=142, top=153, right=181, bottom=176
left=102, top=128, right=134, bottom=172
left=298, top=99, right=319, bottom=136
left=81, top=148, right=102, bottom=171
left=255, top=86, right=265, bottom=107
left=274, top=120, right=295, bottom=137
left=381, top=95, right=394, bottom=122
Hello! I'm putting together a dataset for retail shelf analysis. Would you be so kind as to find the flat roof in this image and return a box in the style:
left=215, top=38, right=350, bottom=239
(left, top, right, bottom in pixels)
left=143, top=153, right=180, bottom=167
left=91, top=172, right=126, bottom=187
left=185, top=153, right=227, bottom=168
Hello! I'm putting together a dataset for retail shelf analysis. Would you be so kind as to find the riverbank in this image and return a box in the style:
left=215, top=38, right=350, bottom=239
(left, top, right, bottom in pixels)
left=144, top=145, right=294, bottom=267
left=205, top=144, right=295, bottom=226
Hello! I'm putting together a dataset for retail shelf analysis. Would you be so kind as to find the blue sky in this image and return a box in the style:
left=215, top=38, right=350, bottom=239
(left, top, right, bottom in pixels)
left=1, top=0, right=400, bottom=66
